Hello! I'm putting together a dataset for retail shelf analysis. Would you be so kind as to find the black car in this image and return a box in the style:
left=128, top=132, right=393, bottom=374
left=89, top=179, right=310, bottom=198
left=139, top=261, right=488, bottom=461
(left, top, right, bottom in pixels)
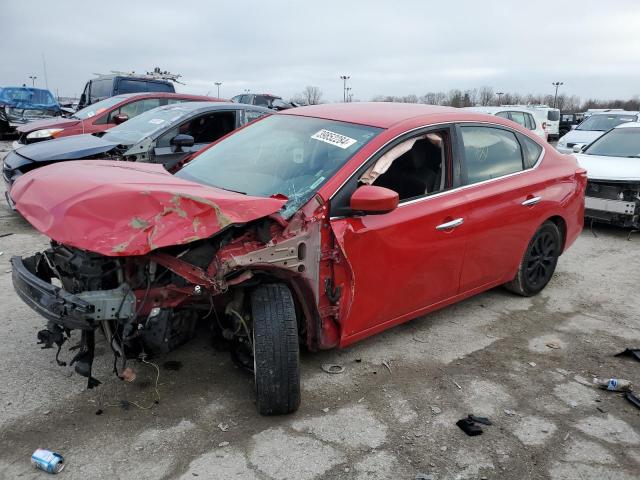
left=559, top=112, right=585, bottom=137
left=231, top=93, right=296, bottom=111
left=3, top=102, right=270, bottom=208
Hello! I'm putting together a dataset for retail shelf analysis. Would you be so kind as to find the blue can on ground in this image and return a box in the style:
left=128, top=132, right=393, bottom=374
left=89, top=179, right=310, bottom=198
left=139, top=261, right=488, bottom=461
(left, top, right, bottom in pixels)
left=31, top=448, right=65, bottom=474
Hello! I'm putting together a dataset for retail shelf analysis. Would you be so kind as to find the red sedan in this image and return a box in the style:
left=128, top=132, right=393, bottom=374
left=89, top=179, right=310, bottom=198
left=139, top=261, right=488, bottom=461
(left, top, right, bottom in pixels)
left=12, top=92, right=221, bottom=147
left=10, top=103, right=586, bottom=415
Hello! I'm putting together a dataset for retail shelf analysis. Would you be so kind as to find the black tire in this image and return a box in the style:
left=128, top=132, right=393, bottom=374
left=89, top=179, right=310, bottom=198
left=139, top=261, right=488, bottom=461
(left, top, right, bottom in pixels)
left=504, top=221, right=562, bottom=297
left=250, top=283, right=300, bottom=415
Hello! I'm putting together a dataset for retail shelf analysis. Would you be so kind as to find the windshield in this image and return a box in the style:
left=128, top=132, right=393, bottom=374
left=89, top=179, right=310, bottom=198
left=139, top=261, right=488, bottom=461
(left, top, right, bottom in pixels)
left=72, top=95, right=127, bottom=119
left=0, top=87, right=58, bottom=109
left=176, top=115, right=382, bottom=217
left=101, top=105, right=190, bottom=145
left=584, top=127, right=640, bottom=158
left=577, top=114, right=636, bottom=132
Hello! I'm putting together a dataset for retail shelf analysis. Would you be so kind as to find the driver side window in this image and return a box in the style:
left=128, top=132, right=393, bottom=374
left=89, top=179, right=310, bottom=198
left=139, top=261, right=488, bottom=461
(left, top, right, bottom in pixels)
left=359, top=130, right=449, bottom=202
left=156, top=111, right=237, bottom=148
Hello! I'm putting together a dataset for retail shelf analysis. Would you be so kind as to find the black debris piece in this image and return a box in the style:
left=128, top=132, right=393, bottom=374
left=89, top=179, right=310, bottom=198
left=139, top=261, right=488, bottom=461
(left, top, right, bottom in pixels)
left=615, top=348, right=640, bottom=363
left=163, top=360, right=183, bottom=371
left=468, top=414, right=492, bottom=425
left=456, top=418, right=483, bottom=436
left=626, top=392, right=640, bottom=409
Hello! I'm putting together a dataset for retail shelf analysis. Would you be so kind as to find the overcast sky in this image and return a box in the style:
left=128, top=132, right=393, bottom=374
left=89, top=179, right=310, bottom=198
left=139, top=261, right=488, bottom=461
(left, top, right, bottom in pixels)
left=3, top=0, right=640, bottom=102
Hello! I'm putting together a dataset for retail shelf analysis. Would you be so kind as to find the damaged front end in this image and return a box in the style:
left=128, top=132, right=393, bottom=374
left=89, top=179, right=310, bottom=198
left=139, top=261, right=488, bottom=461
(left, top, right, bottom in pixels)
left=11, top=199, right=334, bottom=388
left=585, top=180, right=640, bottom=229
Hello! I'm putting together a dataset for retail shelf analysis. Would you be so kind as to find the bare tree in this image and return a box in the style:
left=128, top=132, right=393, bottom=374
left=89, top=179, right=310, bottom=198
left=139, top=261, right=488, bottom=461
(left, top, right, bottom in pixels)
left=292, top=86, right=323, bottom=105
left=478, top=86, right=494, bottom=106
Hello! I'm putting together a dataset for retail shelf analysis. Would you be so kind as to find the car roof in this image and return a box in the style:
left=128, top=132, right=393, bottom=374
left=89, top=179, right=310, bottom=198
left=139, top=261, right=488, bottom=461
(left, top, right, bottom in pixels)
left=614, top=121, right=640, bottom=129
left=104, top=92, right=223, bottom=102
left=590, top=110, right=639, bottom=116
left=464, top=106, right=538, bottom=115
left=280, top=102, right=458, bottom=128
left=148, top=101, right=271, bottom=115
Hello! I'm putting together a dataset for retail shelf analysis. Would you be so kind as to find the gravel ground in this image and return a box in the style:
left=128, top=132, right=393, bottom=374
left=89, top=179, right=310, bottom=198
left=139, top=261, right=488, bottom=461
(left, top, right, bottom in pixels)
left=0, top=139, right=639, bottom=480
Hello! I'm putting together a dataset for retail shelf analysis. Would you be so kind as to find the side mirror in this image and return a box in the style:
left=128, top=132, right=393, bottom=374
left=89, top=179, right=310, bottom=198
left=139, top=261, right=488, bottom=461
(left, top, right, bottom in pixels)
left=171, top=134, right=195, bottom=152
left=350, top=185, right=399, bottom=214
left=572, top=144, right=585, bottom=153
left=112, top=113, right=129, bottom=125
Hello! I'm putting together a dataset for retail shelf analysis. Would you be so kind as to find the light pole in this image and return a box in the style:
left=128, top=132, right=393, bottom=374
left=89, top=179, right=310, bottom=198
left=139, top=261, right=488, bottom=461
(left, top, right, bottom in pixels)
left=346, top=87, right=352, bottom=103
left=244, top=89, right=250, bottom=94
left=28, top=75, right=37, bottom=86
left=214, top=82, right=222, bottom=98
left=552, top=82, right=563, bottom=108
left=340, top=75, right=350, bottom=102
left=496, top=91, right=504, bottom=105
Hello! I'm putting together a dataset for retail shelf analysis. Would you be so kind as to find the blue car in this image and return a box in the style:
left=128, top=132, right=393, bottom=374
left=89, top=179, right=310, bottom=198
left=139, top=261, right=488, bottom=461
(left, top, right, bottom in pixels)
left=0, top=86, right=61, bottom=138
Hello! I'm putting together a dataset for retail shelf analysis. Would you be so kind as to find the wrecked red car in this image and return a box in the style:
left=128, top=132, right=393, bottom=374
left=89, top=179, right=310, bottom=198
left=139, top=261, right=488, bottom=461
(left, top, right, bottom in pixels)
left=10, top=103, right=587, bottom=415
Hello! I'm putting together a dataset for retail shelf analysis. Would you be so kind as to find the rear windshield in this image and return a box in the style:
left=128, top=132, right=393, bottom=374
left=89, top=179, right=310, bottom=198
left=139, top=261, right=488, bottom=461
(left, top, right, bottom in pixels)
left=577, top=114, right=636, bottom=131
left=547, top=110, right=560, bottom=121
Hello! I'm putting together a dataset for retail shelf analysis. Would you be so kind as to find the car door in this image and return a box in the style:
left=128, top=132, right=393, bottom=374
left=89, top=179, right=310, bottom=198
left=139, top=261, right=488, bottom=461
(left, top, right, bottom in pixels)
left=152, top=110, right=239, bottom=168
left=329, top=126, right=469, bottom=340
left=455, top=124, right=547, bottom=292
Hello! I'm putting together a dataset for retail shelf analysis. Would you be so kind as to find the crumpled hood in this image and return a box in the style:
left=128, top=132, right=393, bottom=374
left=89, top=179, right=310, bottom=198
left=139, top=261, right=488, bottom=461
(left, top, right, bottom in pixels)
left=12, top=161, right=287, bottom=256
left=12, top=134, right=120, bottom=162
left=559, top=129, right=603, bottom=146
left=575, top=153, right=640, bottom=182
left=16, top=117, right=80, bottom=134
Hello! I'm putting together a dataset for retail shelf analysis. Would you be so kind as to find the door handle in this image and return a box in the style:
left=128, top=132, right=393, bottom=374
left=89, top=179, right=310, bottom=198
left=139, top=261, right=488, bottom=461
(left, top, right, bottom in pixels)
left=522, top=196, right=542, bottom=207
left=436, top=218, right=464, bottom=231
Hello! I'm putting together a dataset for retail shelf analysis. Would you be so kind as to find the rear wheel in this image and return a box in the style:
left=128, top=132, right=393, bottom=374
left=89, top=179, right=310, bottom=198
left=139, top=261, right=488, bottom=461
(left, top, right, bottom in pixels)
left=250, top=283, right=300, bottom=415
left=504, top=221, right=562, bottom=297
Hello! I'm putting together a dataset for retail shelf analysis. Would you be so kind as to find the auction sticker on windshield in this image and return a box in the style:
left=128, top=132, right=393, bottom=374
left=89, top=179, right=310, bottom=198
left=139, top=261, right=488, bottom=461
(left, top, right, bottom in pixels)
left=149, top=118, right=165, bottom=125
left=311, top=129, right=357, bottom=149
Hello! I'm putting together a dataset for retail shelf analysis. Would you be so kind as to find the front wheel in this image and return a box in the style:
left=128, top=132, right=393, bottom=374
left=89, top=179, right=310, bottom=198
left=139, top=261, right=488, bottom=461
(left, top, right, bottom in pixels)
left=504, top=221, right=562, bottom=297
left=250, top=283, right=301, bottom=415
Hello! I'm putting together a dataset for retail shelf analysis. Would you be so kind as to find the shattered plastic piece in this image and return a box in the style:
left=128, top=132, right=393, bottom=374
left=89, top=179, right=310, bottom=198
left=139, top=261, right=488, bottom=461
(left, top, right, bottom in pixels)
left=430, top=406, right=442, bottom=415
left=119, top=367, right=136, bottom=383
left=468, top=414, right=492, bottom=425
left=593, top=378, right=632, bottom=392
left=528, top=362, right=537, bottom=367
left=217, top=422, right=230, bottom=432
left=545, top=341, right=561, bottom=349
left=321, top=407, right=330, bottom=413
left=615, top=348, right=640, bottom=363
left=457, top=418, right=483, bottom=436
left=218, top=441, right=230, bottom=447
left=321, top=364, right=345, bottom=374
left=504, top=409, right=517, bottom=416
left=625, top=392, right=640, bottom=409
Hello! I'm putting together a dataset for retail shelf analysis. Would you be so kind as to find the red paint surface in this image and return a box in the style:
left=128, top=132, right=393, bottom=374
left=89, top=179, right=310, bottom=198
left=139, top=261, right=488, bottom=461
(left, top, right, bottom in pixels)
left=12, top=160, right=286, bottom=256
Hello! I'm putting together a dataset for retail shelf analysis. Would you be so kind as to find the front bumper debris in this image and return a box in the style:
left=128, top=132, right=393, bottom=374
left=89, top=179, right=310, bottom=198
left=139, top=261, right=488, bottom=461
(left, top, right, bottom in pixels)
left=11, top=255, right=136, bottom=330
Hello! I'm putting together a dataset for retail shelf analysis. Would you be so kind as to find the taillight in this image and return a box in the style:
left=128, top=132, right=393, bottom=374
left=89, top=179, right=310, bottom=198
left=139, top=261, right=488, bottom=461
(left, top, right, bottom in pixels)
left=542, top=122, right=547, bottom=130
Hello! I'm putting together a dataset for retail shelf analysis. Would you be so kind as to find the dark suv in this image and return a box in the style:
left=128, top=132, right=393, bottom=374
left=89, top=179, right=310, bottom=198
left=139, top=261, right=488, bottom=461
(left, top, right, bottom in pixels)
left=231, top=93, right=295, bottom=111
left=78, top=75, right=175, bottom=109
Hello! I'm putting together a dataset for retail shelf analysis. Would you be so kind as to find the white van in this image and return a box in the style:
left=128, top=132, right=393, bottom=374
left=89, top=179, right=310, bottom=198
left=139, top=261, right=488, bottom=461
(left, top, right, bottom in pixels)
left=524, top=105, right=560, bottom=140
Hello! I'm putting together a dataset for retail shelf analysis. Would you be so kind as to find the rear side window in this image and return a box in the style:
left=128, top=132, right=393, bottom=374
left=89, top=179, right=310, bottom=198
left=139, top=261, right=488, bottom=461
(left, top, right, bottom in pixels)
left=254, top=96, right=270, bottom=107
left=460, top=126, right=523, bottom=184
left=146, top=81, right=173, bottom=93
left=508, top=111, right=527, bottom=128
left=547, top=110, right=560, bottom=121
left=495, top=111, right=510, bottom=120
left=117, top=79, right=148, bottom=94
left=525, top=113, right=536, bottom=130
left=518, top=134, right=543, bottom=169
left=90, top=78, right=113, bottom=101
left=245, top=109, right=268, bottom=123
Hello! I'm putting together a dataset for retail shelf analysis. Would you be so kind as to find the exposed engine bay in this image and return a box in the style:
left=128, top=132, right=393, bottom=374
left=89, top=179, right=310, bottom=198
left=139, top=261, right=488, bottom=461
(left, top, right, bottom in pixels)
left=585, top=180, right=640, bottom=230
left=12, top=207, right=337, bottom=389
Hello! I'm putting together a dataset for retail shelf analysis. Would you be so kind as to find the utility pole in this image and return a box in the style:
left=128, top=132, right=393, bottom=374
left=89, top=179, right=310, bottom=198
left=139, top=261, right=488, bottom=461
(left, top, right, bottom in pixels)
left=244, top=89, right=250, bottom=93
left=552, top=82, right=563, bottom=108
left=28, top=75, right=37, bottom=86
left=496, top=91, right=504, bottom=105
left=340, top=75, right=350, bottom=102
left=346, top=87, right=352, bottom=103
left=214, top=82, right=222, bottom=98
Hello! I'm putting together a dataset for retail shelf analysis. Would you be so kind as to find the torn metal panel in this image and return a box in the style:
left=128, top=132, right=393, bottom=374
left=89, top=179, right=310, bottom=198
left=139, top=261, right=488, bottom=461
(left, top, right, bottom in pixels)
left=12, top=160, right=287, bottom=256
